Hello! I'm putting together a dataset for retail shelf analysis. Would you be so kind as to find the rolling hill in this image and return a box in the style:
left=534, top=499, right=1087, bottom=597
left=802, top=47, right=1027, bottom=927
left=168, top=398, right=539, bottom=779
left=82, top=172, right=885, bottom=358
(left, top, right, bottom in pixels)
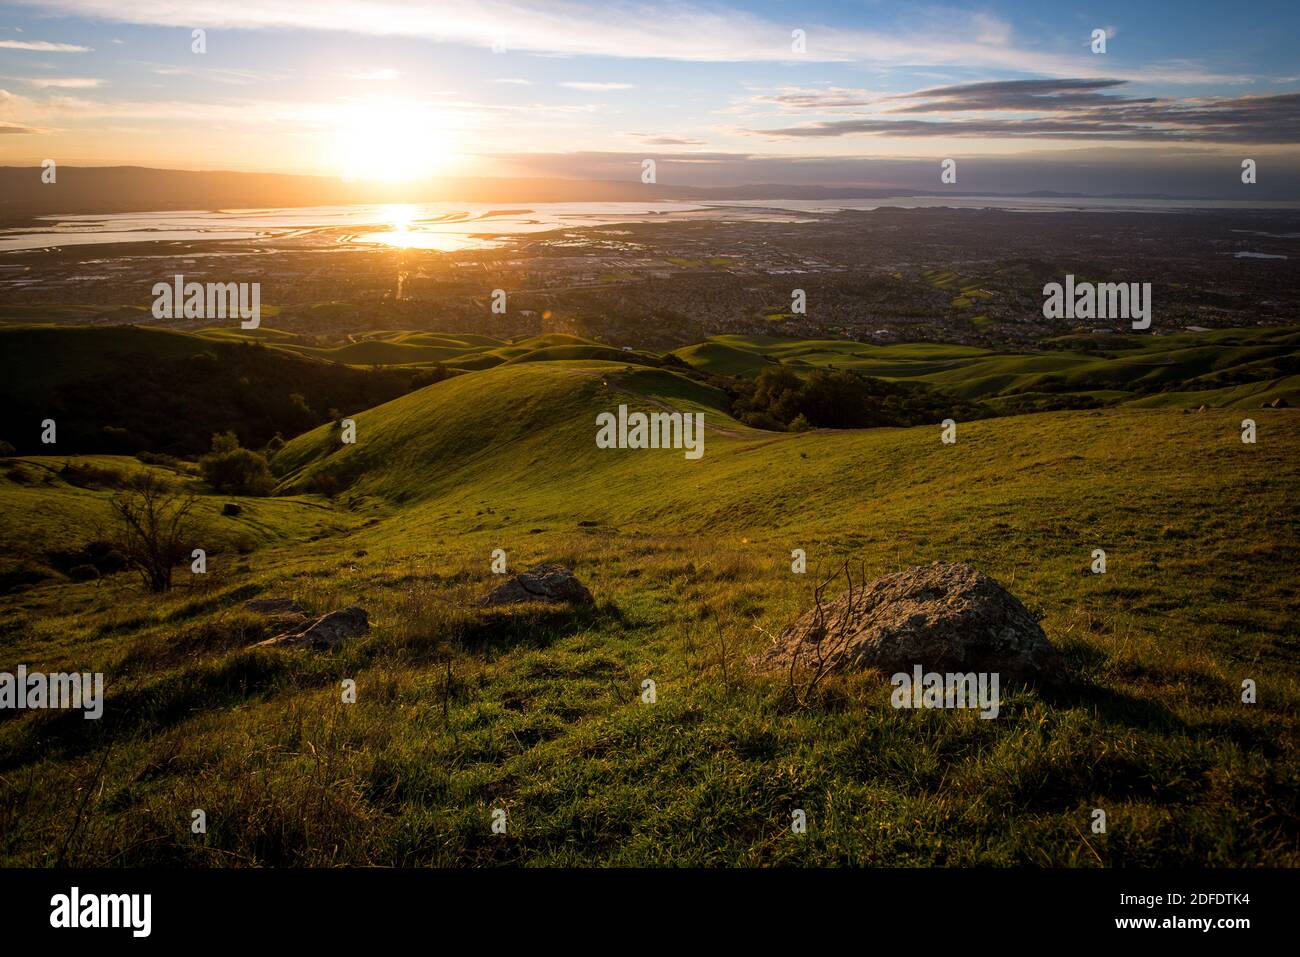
left=674, top=328, right=1300, bottom=410
left=1, top=353, right=1296, bottom=866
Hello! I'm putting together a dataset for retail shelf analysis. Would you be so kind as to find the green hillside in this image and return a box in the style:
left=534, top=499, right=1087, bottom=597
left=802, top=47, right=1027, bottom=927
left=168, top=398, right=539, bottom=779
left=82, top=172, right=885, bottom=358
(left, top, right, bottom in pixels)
left=2, top=357, right=1296, bottom=866
left=674, top=328, right=1300, bottom=410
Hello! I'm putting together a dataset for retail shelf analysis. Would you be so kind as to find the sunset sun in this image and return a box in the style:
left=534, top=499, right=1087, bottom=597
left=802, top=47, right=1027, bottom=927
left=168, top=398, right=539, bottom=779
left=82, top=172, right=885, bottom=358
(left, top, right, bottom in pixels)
left=329, top=98, right=458, bottom=183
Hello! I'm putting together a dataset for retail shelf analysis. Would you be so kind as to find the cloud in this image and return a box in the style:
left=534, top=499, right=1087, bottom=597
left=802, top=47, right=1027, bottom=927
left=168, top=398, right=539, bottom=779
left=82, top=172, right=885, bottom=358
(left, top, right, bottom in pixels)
left=886, top=78, right=1147, bottom=113
left=0, top=1, right=1261, bottom=89
left=492, top=78, right=532, bottom=85
left=559, top=82, right=634, bottom=91
left=149, top=64, right=264, bottom=85
left=22, top=77, right=104, bottom=89
left=0, top=0, right=1220, bottom=81
left=0, top=39, right=92, bottom=52
left=628, top=133, right=706, bottom=146
left=746, top=79, right=1300, bottom=143
left=0, top=122, right=39, bottom=133
left=751, top=87, right=877, bottom=110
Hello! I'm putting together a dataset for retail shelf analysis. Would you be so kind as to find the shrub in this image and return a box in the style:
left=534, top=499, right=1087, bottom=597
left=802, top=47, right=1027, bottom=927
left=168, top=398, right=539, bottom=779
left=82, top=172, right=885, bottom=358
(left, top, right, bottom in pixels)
left=200, top=432, right=274, bottom=496
left=728, top=366, right=989, bottom=431
left=58, top=460, right=127, bottom=490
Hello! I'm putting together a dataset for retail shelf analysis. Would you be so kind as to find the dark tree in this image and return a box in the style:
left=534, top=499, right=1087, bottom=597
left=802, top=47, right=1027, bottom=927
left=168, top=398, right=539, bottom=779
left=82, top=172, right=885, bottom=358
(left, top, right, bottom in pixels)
left=109, top=473, right=197, bottom=592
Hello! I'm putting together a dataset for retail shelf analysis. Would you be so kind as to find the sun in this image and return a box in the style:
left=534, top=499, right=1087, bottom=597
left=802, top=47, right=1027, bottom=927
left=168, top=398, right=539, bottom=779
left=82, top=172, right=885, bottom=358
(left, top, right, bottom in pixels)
left=329, top=98, right=459, bottom=183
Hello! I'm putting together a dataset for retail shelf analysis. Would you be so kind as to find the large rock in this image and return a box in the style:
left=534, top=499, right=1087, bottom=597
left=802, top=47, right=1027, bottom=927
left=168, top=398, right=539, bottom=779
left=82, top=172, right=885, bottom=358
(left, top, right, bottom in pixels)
left=258, top=606, right=369, bottom=650
left=761, top=562, right=1065, bottom=682
left=480, top=563, right=593, bottom=607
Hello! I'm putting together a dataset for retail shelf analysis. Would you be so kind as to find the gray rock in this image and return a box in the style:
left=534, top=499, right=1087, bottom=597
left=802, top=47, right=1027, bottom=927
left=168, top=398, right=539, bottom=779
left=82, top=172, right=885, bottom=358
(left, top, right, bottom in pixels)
left=258, top=606, right=369, bottom=650
left=480, top=563, right=593, bottom=607
left=761, top=562, right=1066, bottom=682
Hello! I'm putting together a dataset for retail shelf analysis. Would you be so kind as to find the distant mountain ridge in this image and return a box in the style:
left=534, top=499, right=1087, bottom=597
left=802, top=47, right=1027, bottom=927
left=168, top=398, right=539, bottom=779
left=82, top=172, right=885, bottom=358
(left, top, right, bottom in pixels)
left=0, top=165, right=1208, bottom=221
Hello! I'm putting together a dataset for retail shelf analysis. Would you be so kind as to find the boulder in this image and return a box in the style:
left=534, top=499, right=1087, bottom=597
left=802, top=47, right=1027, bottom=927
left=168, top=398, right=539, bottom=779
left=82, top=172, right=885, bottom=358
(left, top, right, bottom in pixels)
left=480, top=563, right=593, bottom=607
left=258, top=606, right=369, bottom=650
left=761, top=562, right=1066, bottom=682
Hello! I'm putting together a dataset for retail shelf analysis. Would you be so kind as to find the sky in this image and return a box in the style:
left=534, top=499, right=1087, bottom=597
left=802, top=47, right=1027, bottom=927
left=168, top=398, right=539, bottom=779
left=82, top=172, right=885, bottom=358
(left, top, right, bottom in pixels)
left=1, top=0, right=1298, bottom=195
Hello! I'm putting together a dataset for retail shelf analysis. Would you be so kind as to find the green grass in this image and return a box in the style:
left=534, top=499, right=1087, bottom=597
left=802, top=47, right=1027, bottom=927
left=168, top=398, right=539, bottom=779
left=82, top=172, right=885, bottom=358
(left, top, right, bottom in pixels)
left=1, top=356, right=1296, bottom=866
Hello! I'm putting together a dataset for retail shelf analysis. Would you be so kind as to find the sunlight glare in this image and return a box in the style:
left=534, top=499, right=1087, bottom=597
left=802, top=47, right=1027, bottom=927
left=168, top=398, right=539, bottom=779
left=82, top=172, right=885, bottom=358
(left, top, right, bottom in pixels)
left=330, top=99, right=457, bottom=183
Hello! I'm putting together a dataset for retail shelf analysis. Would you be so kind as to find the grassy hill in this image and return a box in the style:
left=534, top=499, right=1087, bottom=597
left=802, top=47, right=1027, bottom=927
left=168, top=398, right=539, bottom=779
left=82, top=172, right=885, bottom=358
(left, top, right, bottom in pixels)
left=1, top=356, right=1296, bottom=866
left=8, top=321, right=1295, bottom=462
left=675, top=328, right=1300, bottom=410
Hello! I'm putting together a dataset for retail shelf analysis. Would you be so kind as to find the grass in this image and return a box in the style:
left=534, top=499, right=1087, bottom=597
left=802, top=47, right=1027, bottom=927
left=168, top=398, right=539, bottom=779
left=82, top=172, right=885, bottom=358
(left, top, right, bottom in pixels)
left=1, top=353, right=1296, bottom=867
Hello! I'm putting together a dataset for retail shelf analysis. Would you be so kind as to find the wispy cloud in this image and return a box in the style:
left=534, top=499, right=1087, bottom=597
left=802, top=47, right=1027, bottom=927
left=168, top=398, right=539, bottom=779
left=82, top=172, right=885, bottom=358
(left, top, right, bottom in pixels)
left=148, top=63, right=265, bottom=85
left=0, top=39, right=92, bottom=52
left=0, top=0, right=1226, bottom=81
left=20, top=77, right=104, bottom=89
left=628, top=132, right=706, bottom=146
left=887, top=78, right=1146, bottom=113
left=559, top=81, right=634, bottom=91
left=751, top=87, right=877, bottom=110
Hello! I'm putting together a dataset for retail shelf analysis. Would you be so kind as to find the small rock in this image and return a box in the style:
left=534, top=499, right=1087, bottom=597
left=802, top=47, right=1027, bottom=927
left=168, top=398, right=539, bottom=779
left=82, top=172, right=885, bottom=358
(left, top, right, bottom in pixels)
left=480, top=563, right=593, bottom=607
left=258, top=606, right=370, bottom=650
left=222, top=503, right=242, bottom=516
